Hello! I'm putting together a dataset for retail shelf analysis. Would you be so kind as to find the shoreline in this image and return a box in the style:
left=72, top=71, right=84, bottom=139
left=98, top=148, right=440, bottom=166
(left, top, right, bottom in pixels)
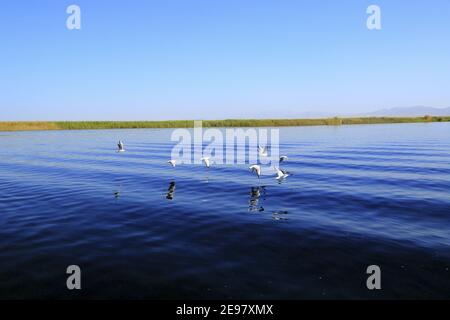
left=0, top=116, right=449, bottom=132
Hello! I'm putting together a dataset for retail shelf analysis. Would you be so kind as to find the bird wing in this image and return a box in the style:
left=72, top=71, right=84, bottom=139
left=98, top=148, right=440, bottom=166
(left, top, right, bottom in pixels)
left=249, top=165, right=261, bottom=176
left=275, top=167, right=285, bottom=179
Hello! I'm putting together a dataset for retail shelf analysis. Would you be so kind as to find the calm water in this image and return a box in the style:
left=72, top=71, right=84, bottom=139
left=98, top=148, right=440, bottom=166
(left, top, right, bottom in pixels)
left=0, top=123, right=449, bottom=299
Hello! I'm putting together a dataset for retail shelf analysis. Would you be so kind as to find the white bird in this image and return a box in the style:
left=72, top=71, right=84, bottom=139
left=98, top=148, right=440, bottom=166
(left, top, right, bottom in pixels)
left=168, top=160, right=177, bottom=167
left=117, top=141, right=125, bottom=152
left=249, top=164, right=261, bottom=178
left=201, top=157, right=211, bottom=168
left=279, top=156, right=288, bottom=163
left=258, top=146, right=268, bottom=157
left=275, top=167, right=289, bottom=180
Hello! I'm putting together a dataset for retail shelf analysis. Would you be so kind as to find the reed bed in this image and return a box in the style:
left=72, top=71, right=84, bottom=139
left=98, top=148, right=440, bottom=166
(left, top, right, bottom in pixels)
left=1, top=116, right=449, bottom=131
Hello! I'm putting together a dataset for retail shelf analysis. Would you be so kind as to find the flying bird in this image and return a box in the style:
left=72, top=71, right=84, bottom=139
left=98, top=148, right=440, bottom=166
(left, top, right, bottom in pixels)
left=275, top=167, right=289, bottom=180
left=201, top=157, right=211, bottom=168
left=168, top=160, right=177, bottom=167
left=279, top=156, right=288, bottom=163
left=249, top=164, right=261, bottom=178
left=258, top=146, right=268, bottom=157
left=117, top=141, right=125, bottom=152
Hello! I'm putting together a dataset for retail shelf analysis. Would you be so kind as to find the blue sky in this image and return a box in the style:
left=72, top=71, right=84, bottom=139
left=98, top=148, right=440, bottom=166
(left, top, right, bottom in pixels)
left=0, top=0, right=449, bottom=120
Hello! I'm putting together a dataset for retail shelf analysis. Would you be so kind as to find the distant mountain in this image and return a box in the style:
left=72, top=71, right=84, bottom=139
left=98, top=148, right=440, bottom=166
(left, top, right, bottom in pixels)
left=243, top=109, right=336, bottom=119
left=241, top=106, right=450, bottom=119
left=361, top=106, right=450, bottom=117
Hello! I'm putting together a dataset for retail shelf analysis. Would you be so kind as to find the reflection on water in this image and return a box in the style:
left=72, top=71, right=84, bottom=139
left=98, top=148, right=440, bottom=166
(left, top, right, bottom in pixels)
left=273, top=210, right=289, bottom=220
left=114, top=182, right=122, bottom=199
left=248, top=186, right=289, bottom=219
left=249, top=186, right=266, bottom=212
left=166, top=181, right=176, bottom=200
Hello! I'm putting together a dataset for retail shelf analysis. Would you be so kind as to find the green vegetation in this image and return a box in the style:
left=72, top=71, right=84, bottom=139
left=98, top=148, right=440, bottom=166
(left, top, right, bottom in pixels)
left=0, top=122, right=60, bottom=131
left=0, top=116, right=449, bottom=132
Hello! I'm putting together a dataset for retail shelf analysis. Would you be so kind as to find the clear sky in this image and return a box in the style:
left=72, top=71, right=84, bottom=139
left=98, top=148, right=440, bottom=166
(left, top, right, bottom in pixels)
left=1, top=0, right=449, bottom=120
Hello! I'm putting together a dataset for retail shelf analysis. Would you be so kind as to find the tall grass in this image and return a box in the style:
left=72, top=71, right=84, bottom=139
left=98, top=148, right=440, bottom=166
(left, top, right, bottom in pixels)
left=55, top=120, right=194, bottom=130
left=0, top=122, right=60, bottom=131
left=1, top=116, right=449, bottom=131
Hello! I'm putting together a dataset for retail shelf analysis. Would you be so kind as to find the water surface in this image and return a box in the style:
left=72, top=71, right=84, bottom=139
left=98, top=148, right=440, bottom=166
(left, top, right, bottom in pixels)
left=0, top=123, right=449, bottom=299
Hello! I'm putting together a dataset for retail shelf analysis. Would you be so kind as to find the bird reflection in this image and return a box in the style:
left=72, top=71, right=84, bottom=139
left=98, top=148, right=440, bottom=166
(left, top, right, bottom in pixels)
left=249, top=186, right=266, bottom=212
left=166, top=181, right=176, bottom=200
left=114, top=182, right=122, bottom=199
left=272, top=210, right=288, bottom=220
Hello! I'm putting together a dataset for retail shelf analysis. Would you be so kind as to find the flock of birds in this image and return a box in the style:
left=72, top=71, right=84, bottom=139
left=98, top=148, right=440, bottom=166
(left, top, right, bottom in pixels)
left=117, top=141, right=290, bottom=181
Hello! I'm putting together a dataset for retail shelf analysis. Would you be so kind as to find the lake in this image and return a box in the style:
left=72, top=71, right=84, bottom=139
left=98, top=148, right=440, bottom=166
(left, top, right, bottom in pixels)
left=0, top=122, right=449, bottom=299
